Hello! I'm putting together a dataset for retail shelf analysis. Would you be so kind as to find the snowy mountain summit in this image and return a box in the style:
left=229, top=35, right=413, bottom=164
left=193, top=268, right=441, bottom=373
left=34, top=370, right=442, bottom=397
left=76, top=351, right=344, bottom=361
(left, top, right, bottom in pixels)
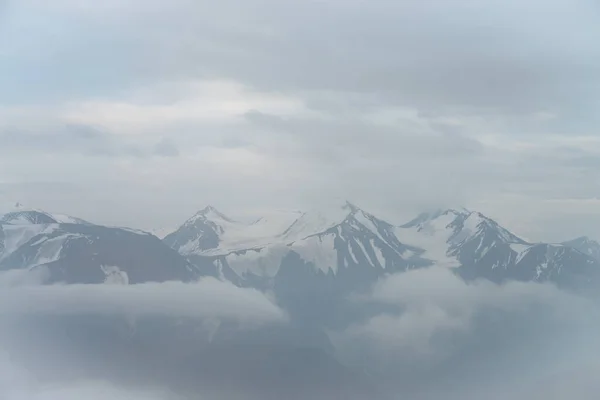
left=165, top=202, right=418, bottom=277
left=562, top=236, right=600, bottom=261
left=0, top=202, right=91, bottom=225
left=0, top=205, right=196, bottom=285
left=164, top=203, right=600, bottom=289
left=2, top=201, right=598, bottom=291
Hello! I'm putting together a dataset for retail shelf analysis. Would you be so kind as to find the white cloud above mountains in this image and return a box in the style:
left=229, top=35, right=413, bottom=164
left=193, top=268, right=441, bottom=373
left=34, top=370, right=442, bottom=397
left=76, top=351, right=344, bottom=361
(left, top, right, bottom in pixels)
left=1, top=0, right=599, bottom=241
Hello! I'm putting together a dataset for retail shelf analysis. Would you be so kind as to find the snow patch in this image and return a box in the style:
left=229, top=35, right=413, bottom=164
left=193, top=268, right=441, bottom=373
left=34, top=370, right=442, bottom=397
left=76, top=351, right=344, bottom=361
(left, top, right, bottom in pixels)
left=371, top=239, right=386, bottom=268
left=348, top=241, right=359, bottom=263
left=226, top=246, right=289, bottom=277
left=355, top=239, right=374, bottom=267
left=110, top=227, right=152, bottom=236
left=282, top=207, right=349, bottom=242
left=0, top=224, right=59, bottom=260
left=394, top=223, right=460, bottom=268
left=29, top=234, right=82, bottom=267
left=291, top=234, right=338, bottom=274
left=101, top=265, right=129, bottom=285
left=184, top=209, right=302, bottom=257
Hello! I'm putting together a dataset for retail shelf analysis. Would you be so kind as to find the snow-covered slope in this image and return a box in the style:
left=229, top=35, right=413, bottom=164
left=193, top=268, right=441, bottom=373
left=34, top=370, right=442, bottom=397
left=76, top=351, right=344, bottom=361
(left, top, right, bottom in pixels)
left=397, top=209, right=600, bottom=286
left=0, top=207, right=198, bottom=284
left=562, top=236, right=600, bottom=261
left=0, top=203, right=92, bottom=225
left=149, top=227, right=177, bottom=239
left=164, top=206, right=302, bottom=256
left=396, top=209, right=527, bottom=268
left=166, top=202, right=425, bottom=279
left=226, top=205, right=423, bottom=277
left=165, top=204, right=600, bottom=291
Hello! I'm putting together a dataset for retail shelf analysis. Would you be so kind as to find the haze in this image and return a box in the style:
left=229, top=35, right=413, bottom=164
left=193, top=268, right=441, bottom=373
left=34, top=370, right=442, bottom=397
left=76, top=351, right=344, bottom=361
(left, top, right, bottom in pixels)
left=1, top=0, right=600, bottom=241
left=1, top=1, right=600, bottom=400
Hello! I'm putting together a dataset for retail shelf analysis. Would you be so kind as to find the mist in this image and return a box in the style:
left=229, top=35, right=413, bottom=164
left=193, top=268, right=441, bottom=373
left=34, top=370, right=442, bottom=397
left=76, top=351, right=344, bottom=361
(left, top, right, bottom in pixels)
left=0, top=274, right=290, bottom=400
left=2, top=0, right=600, bottom=398
left=0, top=352, right=175, bottom=400
left=333, top=267, right=600, bottom=399
left=0, top=272, right=286, bottom=324
left=0, top=266, right=598, bottom=399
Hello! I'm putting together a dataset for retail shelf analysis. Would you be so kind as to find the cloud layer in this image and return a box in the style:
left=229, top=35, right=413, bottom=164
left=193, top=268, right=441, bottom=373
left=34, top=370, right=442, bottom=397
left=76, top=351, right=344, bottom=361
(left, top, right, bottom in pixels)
left=1, top=0, right=600, bottom=241
left=333, top=267, right=600, bottom=398
left=0, top=273, right=286, bottom=325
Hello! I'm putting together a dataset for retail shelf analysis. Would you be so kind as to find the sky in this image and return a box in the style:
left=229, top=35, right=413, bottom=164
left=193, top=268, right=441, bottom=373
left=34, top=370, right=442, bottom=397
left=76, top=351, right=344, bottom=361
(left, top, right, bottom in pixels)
left=1, top=0, right=600, bottom=241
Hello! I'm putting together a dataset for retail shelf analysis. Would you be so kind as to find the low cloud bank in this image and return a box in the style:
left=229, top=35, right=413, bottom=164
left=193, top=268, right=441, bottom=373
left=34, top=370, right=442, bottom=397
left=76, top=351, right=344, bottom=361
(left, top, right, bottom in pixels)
left=349, top=267, right=584, bottom=356
left=0, top=272, right=287, bottom=325
left=0, top=348, right=177, bottom=400
left=334, top=267, right=600, bottom=399
left=0, top=271, right=287, bottom=400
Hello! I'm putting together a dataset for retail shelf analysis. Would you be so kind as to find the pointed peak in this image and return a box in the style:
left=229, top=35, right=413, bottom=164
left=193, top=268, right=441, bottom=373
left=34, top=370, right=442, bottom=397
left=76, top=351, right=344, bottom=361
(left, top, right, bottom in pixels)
left=191, top=205, right=234, bottom=223
left=342, top=200, right=361, bottom=214
left=578, top=235, right=595, bottom=242
left=199, top=205, right=217, bottom=214
left=565, top=236, right=599, bottom=245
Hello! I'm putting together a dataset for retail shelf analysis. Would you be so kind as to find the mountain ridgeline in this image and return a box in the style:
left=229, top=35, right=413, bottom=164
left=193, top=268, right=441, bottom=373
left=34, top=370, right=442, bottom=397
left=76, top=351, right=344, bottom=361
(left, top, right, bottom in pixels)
left=2, top=202, right=599, bottom=292
left=164, top=203, right=600, bottom=289
left=164, top=203, right=600, bottom=327
left=0, top=207, right=197, bottom=284
left=2, top=202, right=600, bottom=399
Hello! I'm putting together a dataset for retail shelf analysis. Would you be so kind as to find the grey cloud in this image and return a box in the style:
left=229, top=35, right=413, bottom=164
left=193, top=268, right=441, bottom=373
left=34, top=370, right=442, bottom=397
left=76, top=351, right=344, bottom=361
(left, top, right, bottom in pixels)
left=332, top=267, right=600, bottom=398
left=238, top=109, right=490, bottom=212
left=153, top=137, right=180, bottom=157
left=0, top=274, right=287, bottom=325
left=0, top=124, right=180, bottom=159
left=243, top=110, right=484, bottom=161
left=340, top=267, right=581, bottom=359
left=0, top=124, right=122, bottom=156
left=4, top=0, right=600, bottom=120
left=0, top=0, right=599, bottom=242
left=1, top=124, right=101, bottom=150
left=0, top=367, right=172, bottom=400
left=558, top=153, right=600, bottom=169
left=164, top=0, right=598, bottom=117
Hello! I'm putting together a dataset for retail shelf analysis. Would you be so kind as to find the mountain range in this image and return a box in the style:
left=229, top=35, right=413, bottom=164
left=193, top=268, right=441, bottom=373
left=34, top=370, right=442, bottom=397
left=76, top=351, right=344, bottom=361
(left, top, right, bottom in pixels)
left=3, top=201, right=600, bottom=399
left=164, top=202, right=600, bottom=290
left=0, top=204, right=197, bottom=284
left=2, top=201, right=600, bottom=292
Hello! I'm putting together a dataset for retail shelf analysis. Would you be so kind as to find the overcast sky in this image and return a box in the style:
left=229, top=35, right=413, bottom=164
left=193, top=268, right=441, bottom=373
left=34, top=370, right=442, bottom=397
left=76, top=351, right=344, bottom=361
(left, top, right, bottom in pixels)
left=1, top=0, right=600, bottom=241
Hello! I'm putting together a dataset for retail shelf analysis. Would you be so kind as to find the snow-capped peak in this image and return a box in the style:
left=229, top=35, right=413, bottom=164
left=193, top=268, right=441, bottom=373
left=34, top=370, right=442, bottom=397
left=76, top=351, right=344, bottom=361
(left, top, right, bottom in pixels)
left=280, top=201, right=376, bottom=241
left=565, top=236, right=599, bottom=246
left=189, top=205, right=235, bottom=224
left=401, top=208, right=524, bottom=244
left=394, top=208, right=528, bottom=268
left=343, top=200, right=360, bottom=213
left=165, top=205, right=305, bottom=256
left=562, top=236, right=600, bottom=260
left=165, top=201, right=395, bottom=261
left=0, top=205, right=91, bottom=226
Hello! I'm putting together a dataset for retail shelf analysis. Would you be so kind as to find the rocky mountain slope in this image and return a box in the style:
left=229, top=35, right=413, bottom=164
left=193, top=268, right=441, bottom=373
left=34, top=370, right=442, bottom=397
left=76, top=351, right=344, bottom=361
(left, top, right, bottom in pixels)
left=165, top=203, right=600, bottom=292
left=0, top=207, right=198, bottom=284
left=562, top=236, right=600, bottom=261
